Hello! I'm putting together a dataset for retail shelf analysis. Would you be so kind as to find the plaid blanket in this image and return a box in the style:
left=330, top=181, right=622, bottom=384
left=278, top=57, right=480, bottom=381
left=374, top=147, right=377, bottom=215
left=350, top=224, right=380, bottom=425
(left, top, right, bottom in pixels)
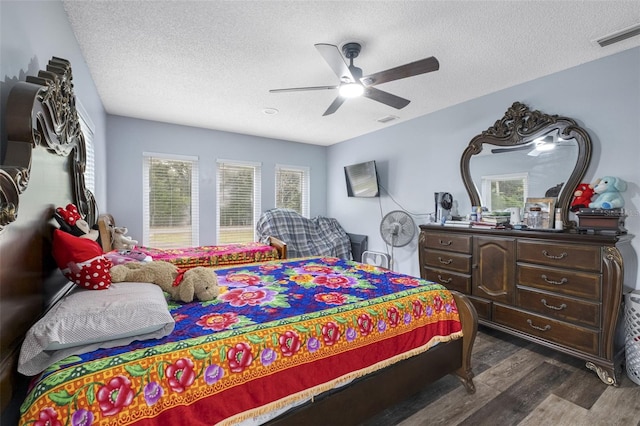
left=256, top=208, right=352, bottom=259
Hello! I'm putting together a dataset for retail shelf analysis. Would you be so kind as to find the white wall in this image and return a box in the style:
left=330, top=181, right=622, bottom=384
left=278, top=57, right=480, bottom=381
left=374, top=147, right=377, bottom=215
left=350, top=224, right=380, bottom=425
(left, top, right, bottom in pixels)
left=1, top=0, right=108, bottom=210
left=106, top=115, right=327, bottom=246
left=327, top=47, right=640, bottom=289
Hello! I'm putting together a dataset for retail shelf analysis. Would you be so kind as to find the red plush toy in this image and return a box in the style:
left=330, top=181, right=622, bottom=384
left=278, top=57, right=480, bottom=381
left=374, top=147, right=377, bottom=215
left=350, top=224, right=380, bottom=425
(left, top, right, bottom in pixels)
left=52, top=229, right=112, bottom=290
left=570, top=183, right=595, bottom=212
left=54, top=203, right=100, bottom=241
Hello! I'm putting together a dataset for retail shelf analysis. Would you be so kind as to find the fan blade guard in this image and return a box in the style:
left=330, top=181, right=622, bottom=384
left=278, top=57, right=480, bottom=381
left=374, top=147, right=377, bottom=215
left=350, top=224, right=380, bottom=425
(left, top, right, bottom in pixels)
left=380, top=210, right=416, bottom=247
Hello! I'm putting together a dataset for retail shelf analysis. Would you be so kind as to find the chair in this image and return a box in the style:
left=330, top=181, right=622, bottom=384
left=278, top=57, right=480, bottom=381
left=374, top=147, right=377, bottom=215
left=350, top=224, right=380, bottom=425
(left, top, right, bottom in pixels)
left=256, top=209, right=353, bottom=259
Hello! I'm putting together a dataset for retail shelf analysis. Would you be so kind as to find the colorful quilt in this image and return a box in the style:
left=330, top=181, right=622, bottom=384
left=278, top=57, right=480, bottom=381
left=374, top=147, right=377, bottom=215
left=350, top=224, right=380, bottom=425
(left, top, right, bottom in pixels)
left=19, top=257, right=462, bottom=426
left=135, top=242, right=280, bottom=269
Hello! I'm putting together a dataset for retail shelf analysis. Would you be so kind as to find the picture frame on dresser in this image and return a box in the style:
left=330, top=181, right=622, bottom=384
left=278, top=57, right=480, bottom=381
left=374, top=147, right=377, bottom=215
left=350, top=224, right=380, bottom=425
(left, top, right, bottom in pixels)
left=524, top=197, right=556, bottom=229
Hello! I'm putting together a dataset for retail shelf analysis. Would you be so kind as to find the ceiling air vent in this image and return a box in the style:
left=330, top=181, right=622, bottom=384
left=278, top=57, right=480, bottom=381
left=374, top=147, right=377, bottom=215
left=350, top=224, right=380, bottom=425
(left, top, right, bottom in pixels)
left=595, top=23, right=640, bottom=47
left=377, top=115, right=398, bottom=124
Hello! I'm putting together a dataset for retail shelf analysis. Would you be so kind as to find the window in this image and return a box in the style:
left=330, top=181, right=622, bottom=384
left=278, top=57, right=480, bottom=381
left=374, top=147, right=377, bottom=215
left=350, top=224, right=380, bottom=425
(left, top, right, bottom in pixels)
left=481, top=172, right=529, bottom=211
left=143, top=153, right=199, bottom=248
left=275, top=165, right=309, bottom=217
left=76, top=101, right=95, bottom=195
left=217, top=160, right=261, bottom=243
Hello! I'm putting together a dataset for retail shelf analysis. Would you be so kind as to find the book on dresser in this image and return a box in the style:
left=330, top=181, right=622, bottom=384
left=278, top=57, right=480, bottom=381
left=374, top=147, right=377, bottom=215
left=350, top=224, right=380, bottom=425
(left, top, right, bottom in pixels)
left=443, top=220, right=471, bottom=228
left=479, top=213, right=510, bottom=224
left=470, top=221, right=497, bottom=229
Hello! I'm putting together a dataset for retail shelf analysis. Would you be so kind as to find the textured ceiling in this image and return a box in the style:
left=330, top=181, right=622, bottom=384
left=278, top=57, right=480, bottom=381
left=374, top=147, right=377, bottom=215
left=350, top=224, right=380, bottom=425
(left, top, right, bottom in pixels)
left=62, top=1, right=640, bottom=146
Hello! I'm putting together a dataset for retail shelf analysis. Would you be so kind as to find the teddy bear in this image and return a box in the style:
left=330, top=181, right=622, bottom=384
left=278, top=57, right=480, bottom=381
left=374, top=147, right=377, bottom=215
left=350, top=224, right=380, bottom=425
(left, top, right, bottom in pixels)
left=589, top=176, right=627, bottom=210
left=112, top=226, right=138, bottom=250
left=570, top=182, right=596, bottom=212
left=110, top=261, right=220, bottom=303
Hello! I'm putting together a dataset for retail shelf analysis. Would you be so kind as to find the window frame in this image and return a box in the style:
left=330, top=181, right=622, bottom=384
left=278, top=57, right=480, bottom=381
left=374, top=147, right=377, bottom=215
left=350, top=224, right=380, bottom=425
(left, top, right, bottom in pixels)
left=275, top=164, right=310, bottom=218
left=142, top=152, right=199, bottom=248
left=76, top=100, right=95, bottom=195
left=216, top=159, right=262, bottom=243
left=480, top=172, right=529, bottom=211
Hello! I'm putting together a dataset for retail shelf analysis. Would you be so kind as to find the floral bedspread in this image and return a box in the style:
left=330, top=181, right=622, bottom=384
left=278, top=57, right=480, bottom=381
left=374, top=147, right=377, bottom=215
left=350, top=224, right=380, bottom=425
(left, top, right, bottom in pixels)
left=19, top=257, right=462, bottom=426
left=136, top=242, right=280, bottom=269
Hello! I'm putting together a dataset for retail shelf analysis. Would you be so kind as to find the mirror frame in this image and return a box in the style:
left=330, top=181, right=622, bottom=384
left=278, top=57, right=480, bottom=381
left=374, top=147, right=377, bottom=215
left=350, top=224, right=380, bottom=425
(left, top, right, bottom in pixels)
left=460, top=102, right=592, bottom=230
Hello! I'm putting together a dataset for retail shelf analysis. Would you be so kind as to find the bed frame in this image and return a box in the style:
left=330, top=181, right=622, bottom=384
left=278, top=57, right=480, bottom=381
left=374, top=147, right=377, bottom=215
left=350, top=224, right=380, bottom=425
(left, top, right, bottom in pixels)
left=96, top=214, right=288, bottom=260
left=0, top=57, right=477, bottom=423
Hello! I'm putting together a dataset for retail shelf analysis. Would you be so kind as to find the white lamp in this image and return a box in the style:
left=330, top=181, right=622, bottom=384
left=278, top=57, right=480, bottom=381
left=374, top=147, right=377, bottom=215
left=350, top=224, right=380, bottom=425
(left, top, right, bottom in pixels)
left=339, top=83, right=364, bottom=98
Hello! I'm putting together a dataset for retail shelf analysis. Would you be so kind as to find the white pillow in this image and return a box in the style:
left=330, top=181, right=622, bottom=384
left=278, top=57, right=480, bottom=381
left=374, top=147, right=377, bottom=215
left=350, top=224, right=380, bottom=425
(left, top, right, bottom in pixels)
left=19, top=282, right=175, bottom=376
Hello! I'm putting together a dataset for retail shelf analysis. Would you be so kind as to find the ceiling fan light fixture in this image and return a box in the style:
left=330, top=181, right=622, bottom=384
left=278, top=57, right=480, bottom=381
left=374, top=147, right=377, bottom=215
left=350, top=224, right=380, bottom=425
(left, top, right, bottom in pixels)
left=339, top=83, right=364, bottom=98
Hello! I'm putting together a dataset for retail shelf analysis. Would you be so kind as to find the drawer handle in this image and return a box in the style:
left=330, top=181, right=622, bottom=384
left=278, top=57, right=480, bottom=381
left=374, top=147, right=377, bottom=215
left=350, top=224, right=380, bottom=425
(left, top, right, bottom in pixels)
left=438, top=257, right=453, bottom=265
left=527, top=319, right=551, bottom=332
left=438, top=239, right=452, bottom=246
left=542, top=250, right=568, bottom=260
left=437, top=274, right=452, bottom=284
left=541, top=299, right=567, bottom=311
left=541, top=274, right=568, bottom=286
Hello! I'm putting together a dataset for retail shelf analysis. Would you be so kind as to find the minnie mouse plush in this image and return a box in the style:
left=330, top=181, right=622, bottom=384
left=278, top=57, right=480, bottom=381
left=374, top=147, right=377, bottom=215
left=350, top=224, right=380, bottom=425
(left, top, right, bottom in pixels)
left=54, top=204, right=100, bottom=241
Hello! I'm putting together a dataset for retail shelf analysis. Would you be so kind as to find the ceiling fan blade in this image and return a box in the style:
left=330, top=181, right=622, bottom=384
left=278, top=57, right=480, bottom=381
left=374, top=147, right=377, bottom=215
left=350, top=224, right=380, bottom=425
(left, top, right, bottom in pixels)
left=315, top=43, right=355, bottom=82
left=269, top=85, right=338, bottom=93
left=360, top=56, right=439, bottom=87
left=363, top=87, right=410, bottom=109
left=322, top=96, right=346, bottom=116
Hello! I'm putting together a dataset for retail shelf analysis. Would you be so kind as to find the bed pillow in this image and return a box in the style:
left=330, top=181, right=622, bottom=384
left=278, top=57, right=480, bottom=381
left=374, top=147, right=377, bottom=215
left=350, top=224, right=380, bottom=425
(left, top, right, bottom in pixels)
left=52, top=229, right=112, bottom=290
left=18, top=282, right=175, bottom=376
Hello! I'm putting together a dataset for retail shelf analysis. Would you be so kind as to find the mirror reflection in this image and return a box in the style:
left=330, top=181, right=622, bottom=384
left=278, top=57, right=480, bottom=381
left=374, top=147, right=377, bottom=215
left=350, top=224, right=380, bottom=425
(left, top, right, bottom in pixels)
left=469, top=131, right=579, bottom=211
left=460, top=102, right=592, bottom=229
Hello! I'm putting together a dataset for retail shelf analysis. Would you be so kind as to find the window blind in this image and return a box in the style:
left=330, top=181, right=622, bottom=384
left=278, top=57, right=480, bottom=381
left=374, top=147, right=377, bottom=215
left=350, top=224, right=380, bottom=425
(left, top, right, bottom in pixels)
left=143, top=153, right=199, bottom=248
left=275, top=164, right=310, bottom=217
left=76, top=100, right=95, bottom=195
left=216, top=160, right=261, bottom=243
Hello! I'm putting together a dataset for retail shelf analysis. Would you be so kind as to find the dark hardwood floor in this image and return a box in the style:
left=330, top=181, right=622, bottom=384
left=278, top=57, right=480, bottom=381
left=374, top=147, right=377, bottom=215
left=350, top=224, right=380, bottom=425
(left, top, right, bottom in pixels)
left=364, top=326, right=640, bottom=426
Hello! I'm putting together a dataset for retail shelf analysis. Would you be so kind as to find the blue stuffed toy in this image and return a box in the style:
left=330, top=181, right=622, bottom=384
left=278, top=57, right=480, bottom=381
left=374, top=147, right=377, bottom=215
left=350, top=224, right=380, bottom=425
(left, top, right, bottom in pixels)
left=588, top=176, right=627, bottom=209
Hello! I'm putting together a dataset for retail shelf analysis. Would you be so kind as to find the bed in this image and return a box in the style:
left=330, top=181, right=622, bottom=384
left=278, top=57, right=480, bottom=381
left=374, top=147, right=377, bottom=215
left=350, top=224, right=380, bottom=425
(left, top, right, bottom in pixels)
left=97, top=215, right=287, bottom=269
left=0, top=57, right=478, bottom=424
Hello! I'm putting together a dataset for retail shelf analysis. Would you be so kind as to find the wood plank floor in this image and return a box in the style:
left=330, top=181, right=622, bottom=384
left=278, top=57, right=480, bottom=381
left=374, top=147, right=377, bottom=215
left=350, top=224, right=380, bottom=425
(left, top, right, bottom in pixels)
left=364, top=326, right=640, bottom=426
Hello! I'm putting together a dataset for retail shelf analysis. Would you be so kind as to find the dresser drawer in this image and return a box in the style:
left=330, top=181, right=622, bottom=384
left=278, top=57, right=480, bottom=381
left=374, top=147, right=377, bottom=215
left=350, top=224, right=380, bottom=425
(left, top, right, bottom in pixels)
left=517, top=264, right=601, bottom=300
left=423, top=250, right=471, bottom=274
left=424, top=268, right=471, bottom=294
left=516, top=286, right=600, bottom=328
left=468, top=296, right=492, bottom=321
left=423, top=232, right=471, bottom=254
left=493, top=304, right=599, bottom=355
left=517, top=240, right=600, bottom=272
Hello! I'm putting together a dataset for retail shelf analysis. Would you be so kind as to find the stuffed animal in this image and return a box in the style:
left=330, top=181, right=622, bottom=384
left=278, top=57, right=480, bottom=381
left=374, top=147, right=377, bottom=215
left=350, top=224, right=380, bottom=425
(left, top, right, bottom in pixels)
left=54, top=203, right=100, bottom=241
left=589, top=176, right=627, bottom=209
left=110, top=261, right=219, bottom=303
left=570, top=183, right=596, bottom=212
left=112, top=226, right=138, bottom=250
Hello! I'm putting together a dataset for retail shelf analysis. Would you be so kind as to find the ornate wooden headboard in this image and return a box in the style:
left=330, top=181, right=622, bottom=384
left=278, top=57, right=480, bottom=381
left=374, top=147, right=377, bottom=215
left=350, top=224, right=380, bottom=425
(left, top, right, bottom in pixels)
left=0, top=57, right=96, bottom=410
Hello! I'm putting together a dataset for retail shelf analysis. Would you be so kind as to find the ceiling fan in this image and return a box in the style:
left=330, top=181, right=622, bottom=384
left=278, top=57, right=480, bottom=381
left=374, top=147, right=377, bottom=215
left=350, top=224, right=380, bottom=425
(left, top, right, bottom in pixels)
left=269, top=42, right=439, bottom=116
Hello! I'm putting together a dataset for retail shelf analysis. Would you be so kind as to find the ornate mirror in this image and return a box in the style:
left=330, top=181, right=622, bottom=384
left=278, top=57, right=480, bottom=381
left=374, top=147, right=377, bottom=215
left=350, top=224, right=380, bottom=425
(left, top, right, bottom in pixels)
left=460, top=102, right=592, bottom=229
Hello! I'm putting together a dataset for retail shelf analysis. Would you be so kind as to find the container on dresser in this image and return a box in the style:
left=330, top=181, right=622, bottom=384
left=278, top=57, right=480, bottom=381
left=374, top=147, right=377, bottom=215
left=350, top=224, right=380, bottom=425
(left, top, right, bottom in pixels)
left=418, top=224, right=633, bottom=385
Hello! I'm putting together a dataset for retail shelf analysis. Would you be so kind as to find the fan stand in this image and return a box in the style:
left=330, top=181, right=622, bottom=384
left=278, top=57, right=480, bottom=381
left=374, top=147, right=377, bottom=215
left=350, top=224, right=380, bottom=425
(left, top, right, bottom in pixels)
left=389, top=223, right=400, bottom=271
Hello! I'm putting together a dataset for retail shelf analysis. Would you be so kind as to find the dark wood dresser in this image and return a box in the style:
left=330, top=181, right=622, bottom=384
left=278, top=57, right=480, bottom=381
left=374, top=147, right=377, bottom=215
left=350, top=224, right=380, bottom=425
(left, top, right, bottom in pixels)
left=419, top=224, right=634, bottom=385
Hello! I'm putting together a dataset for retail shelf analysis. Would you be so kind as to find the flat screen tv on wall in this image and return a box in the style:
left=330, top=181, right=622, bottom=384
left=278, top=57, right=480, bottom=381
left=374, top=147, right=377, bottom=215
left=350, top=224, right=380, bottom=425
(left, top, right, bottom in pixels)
left=344, top=160, right=380, bottom=197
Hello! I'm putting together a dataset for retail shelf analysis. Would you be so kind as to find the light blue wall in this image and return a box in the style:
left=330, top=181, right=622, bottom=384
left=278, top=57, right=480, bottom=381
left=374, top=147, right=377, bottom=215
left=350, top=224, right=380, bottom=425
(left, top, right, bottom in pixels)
left=327, top=47, right=640, bottom=287
left=1, top=0, right=108, bottom=210
left=106, top=115, right=327, bottom=246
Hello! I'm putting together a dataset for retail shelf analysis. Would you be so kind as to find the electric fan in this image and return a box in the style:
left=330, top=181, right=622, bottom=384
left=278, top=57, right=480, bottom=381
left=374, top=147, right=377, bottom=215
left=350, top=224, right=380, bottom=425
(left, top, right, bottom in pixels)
left=380, top=210, right=416, bottom=270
